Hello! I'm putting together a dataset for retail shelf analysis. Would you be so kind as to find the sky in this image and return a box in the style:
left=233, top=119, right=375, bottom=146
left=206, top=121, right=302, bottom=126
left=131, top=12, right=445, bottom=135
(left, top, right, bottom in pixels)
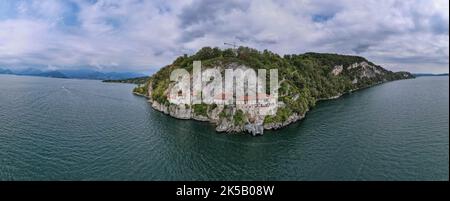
left=0, top=0, right=448, bottom=74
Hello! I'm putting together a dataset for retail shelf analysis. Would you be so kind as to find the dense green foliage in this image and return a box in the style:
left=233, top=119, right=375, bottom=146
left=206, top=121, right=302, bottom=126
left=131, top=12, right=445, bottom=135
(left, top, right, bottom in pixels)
left=233, top=109, right=245, bottom=126
left=133, top=85, right=146, bottom=95
left=192, top=103, right=208, bottom=116
left=263, top=107, right=293, bottom=124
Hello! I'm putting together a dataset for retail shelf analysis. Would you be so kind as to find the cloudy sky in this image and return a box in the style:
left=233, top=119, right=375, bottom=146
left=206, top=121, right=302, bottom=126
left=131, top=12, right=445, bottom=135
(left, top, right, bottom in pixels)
left=0, top=0, right=448, bottom=74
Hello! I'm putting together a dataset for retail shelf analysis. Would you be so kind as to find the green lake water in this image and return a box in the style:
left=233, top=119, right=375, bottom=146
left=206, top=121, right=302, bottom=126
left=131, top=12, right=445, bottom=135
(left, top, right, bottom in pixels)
left=0, top=75, right=448, bottom=180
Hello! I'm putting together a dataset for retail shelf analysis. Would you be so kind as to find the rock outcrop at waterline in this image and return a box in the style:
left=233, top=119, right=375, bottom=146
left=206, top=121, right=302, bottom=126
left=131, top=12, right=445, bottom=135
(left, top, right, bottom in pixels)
left=133, top=47, right=414, bottom=136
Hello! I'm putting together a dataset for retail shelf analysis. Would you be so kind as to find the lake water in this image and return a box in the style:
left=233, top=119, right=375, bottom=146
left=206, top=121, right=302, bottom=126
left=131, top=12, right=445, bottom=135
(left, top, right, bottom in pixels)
left=0, top=74, right=448, bottom=180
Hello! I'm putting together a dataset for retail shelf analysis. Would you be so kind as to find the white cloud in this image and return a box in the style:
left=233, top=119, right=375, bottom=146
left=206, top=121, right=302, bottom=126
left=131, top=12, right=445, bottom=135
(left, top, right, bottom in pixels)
left=0, top=0, right=448, bottom=73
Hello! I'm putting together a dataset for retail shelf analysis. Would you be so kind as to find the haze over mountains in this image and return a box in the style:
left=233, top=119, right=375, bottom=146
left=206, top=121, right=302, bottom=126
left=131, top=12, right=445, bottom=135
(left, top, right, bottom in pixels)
left=413, top=73, right=449, bottom=77
left=0, top=67, right=146, bottom=80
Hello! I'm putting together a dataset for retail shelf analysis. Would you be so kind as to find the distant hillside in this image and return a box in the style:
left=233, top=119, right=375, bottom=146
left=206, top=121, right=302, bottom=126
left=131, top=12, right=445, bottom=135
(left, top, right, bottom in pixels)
left=59, top=69, right=145, bottom=80
left=0, top=68, right=13, bottom=74
left=103, top=76, right=150, bottom=85
left=13, top=68, right=44, bottom=76
left=36, top=70, right=68, bottom=78
left=413, top=73, right=449, bottom=77
left=0, top=68, right=145, bottom=80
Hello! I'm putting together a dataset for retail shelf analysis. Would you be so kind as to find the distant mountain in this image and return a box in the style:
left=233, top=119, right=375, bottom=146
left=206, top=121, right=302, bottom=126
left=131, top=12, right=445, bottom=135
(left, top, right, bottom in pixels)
left=0, top=68, right=13, bottom=74
left=101, top=71, right=146, bottom=80
left=103, top=76, right=150, bottom=85
left=0, top=68, right=145, bottom=80
left=413, top=73, right=449, bottom=77
left=59, top=69, right=145, bottom=80
left=13, top=68, right=44, bottom=76
left=36, top=70, right=68, bottom=79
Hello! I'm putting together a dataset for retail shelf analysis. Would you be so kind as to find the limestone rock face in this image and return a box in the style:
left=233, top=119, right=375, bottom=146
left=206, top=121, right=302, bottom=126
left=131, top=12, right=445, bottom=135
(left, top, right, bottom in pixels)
left=331, top=65, right=343, bottom=76
left=208, top=105, right=223, bottom=123
left=169, top=104, right=191, bottom=119
left=192, top=114, right=209, bottom=122
left=346, top=62, right=386, bottom=79
left=244, top=123, right=264, bottom=136
left=216, top=118, right=243, bottom=133
left=216, top=118, right=233, bottom=132
left=151, top=101, right=169, bottom=114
